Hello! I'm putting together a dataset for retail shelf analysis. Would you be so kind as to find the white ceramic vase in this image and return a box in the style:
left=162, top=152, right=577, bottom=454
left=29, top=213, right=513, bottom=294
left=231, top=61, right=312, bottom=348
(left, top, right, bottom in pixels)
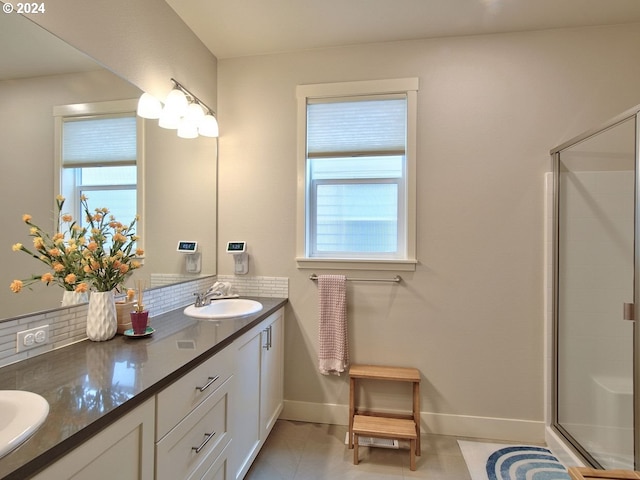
left=61, top=290, right=88, bottom=307
left=86, top=291, right=117, bottom=341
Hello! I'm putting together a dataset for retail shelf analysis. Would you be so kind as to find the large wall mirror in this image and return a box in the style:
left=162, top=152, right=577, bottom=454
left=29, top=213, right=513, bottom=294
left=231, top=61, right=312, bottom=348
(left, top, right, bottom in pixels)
left=0, top=13, right=217, bottom=321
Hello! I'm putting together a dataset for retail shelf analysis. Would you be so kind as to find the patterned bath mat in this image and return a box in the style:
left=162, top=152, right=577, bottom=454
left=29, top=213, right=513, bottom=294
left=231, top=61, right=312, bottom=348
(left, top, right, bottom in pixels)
left=458, top=440, right=571, bottom=480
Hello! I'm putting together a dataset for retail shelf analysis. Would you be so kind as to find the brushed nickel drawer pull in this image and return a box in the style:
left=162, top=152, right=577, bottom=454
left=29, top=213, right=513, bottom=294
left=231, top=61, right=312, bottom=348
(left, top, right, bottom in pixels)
left=192, top=432, right=216, bottom=453
left=196, top=375, right=220, bottom=392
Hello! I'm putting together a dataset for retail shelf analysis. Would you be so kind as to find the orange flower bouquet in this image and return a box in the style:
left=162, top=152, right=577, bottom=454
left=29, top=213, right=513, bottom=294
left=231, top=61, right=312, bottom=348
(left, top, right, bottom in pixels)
left=10, top=195, right=89, bottom=294
left=79, top=195, right=143, bottom=292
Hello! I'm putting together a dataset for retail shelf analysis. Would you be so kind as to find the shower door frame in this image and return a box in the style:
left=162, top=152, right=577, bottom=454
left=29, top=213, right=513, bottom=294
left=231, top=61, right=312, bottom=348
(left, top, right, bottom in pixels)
left=551, top=104, right=640, bottom=469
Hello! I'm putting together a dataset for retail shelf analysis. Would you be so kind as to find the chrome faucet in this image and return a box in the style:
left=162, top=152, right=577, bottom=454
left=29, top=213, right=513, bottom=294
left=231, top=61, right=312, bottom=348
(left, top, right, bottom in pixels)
left=193, top=287, right=225, bottom=307
left=194, top=281, right=237, bottom=307
left=194, top=288, right=212, bottom=307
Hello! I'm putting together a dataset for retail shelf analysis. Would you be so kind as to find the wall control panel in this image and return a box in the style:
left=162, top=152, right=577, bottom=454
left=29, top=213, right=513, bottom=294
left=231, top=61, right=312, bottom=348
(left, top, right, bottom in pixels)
left=177, top=241, right=201, bottom=273
left=227, top=241, right=248, bottom=274
left=177, top=241, right=198, bottom=253
left=226, top=241, right=245, bottom=253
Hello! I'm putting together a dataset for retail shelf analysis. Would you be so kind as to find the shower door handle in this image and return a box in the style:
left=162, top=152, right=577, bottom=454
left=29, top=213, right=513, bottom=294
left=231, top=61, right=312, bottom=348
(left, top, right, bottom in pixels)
left=623, top=303, right=635, bottom=321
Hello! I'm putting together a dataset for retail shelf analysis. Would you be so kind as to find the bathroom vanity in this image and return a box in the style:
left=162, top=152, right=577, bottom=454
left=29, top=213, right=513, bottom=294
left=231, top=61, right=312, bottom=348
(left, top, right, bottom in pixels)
left=0, top=296, right=287, bottom=480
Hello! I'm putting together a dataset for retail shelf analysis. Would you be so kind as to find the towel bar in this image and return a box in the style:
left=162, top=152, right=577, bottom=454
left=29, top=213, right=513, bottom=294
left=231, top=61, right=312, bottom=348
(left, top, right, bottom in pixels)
left=309, top=274, right=401, bottom=283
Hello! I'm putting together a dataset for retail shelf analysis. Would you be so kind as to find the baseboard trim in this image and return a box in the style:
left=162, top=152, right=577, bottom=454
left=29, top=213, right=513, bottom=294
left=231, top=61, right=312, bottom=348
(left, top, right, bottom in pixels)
left=545, top=426, right=586, bottom=467
left=281, top=400, right=545, bottom=443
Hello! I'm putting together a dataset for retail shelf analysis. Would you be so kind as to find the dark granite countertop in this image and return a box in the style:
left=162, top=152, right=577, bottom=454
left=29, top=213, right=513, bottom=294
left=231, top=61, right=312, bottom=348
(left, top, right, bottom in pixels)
left=0, top=296, right=288, bottom=479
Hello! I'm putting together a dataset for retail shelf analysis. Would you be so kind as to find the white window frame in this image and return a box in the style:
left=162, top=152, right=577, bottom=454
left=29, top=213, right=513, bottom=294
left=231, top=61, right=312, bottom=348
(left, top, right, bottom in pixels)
left=53, top=99, right=145, bottom=258
left=296, top=78, right=418, bottom=271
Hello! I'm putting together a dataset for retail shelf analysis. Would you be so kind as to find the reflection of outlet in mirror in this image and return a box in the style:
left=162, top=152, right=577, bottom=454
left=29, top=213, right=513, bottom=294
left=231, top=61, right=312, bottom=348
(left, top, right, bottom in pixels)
left=16, top=325, right=49, bottom=353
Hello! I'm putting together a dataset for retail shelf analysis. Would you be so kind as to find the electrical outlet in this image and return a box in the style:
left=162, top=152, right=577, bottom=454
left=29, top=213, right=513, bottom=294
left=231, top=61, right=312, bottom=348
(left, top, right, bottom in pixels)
left=17, top=325, right=49, bottom=353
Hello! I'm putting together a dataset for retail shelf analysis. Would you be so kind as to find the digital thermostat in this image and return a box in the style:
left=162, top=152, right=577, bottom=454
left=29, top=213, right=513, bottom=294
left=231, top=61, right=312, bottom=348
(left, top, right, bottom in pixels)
left=226, top=241, right=246, bottom=253
left=177, top=241, right=198, bottom=253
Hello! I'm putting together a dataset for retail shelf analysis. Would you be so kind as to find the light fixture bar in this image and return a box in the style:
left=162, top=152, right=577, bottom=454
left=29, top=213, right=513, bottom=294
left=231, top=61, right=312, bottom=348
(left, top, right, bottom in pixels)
left=170, top=78, right=216, bottom=117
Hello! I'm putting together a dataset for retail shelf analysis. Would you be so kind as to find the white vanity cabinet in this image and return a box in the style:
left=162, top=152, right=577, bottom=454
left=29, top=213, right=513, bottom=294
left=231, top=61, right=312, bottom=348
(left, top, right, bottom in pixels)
left=17, top=303, right=286, bottom=480
left=260, top=310, right=284, bottom=438
left=232, top=309, right=284, bottom=480
left=155, top=344, right=234, bottom=480
left=32, top=397, right=155, bottom=480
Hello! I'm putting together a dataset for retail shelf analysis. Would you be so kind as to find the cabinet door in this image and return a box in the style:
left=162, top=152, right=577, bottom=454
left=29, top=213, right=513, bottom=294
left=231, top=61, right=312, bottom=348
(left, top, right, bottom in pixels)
left=260, top=311, right=284, bottom=438
left=32, top=397, right=155, bottom=480
left=232, top=329, right=261, bottom=480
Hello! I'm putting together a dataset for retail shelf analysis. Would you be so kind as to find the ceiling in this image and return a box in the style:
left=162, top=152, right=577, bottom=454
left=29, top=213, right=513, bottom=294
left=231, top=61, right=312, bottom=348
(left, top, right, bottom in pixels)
left=4, top=1, right=640, bottom=80
left=166, top=0, right=640, bottom=59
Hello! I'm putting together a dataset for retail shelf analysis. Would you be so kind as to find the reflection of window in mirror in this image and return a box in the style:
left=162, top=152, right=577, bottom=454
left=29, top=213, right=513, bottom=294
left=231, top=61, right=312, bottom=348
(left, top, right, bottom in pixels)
left=53, top=99, right=144, bottom=252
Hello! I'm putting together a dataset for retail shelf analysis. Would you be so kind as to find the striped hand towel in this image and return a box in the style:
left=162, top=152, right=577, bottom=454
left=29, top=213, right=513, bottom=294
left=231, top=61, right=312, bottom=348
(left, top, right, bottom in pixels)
left=318, top=274, right=349, bottom=375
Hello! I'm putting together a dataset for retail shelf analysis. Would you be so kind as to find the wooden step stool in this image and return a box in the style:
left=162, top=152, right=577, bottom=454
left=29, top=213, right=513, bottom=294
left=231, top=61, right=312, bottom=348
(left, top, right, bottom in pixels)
left=568, top=467, right=640, bottom=479
left=348, top=364, right=421, bottom=471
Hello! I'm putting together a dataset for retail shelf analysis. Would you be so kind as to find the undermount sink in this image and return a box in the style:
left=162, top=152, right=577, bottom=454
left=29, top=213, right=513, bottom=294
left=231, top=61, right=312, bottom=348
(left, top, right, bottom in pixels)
left=184, top=298, right=263, bottom=319
left=0, top=390, right=49, bottom=459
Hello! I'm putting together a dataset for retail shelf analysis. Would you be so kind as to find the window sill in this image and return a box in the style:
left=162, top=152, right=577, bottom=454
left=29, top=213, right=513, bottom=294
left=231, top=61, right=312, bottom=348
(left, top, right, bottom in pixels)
left=296, top=257, right=417, bottom=272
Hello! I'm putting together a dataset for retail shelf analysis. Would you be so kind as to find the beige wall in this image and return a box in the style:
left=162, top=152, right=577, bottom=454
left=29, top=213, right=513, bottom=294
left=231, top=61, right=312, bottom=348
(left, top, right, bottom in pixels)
left=217, top=24, right=640, bottom=441
left=143, top=123, right=217, bottom=278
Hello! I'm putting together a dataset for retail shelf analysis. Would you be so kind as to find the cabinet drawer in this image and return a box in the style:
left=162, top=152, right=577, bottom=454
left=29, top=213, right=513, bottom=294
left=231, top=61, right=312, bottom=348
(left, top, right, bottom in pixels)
left=187, top=437, right=230, bottom=480
left=156, top=377, right=231, bottom=480
left=157, top=344, right=234, bottom=440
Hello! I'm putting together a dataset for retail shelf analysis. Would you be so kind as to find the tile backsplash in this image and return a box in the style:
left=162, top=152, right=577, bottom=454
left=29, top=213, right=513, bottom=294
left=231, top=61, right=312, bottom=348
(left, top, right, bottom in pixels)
left=0, top=275, right=288, bottom=368
left=216, top=275, right=289, bottom=298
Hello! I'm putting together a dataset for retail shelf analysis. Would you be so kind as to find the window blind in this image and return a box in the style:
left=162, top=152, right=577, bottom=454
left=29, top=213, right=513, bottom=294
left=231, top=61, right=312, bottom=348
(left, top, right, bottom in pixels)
left=307, top=97, right=406, bottom=157
left=62, top=114, right=137, bottom=168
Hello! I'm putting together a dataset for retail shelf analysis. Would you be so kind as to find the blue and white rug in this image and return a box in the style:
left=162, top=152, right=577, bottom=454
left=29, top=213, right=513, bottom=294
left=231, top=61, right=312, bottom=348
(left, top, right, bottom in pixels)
left=458, top=440, right=571, bottom=480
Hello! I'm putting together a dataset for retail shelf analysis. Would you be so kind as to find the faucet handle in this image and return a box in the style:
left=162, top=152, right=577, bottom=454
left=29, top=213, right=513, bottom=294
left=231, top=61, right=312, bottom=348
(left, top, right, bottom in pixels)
left=194, top=292, right=205, bottom=307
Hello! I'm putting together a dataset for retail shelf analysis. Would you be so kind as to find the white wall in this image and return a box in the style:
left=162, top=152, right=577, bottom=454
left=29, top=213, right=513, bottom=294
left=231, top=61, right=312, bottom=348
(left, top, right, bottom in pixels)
left=217, top=24, right=640, bottom=441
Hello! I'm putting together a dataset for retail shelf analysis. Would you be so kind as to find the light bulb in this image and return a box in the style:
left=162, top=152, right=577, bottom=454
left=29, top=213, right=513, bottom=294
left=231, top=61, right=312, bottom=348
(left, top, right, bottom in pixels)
left=136, top=93, right=162, bottom=119
left=158, top=107, right=180, bottom=129
left=177, top=117, right=198, bottom=139
left=164, top=89, right=188, bottom=117
left=199, top=114, right=219, bottom=137
left=185, top=103, right=205, bottom=126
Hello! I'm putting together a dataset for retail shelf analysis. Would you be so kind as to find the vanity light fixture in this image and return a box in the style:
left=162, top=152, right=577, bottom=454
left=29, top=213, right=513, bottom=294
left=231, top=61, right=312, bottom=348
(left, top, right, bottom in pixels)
left=137, top=78, right=219, bottom=138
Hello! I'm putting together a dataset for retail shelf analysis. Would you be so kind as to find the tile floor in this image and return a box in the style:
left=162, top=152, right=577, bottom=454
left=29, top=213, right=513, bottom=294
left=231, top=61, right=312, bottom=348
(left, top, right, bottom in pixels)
left=245, top=420, right=474, bottom=479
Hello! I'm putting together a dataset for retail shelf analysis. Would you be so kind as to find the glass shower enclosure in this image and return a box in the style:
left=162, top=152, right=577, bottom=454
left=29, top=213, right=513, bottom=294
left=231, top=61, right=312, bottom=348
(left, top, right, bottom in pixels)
left=551, top=108, right=638, bottom=469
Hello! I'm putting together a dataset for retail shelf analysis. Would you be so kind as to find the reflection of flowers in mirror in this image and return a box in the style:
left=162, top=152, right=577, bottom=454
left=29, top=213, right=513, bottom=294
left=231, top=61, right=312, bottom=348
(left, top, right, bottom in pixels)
left=11, top=195, right=89, bottom=294
left=79, top=194, right=144, bottom=292
left=10, top=195, right=144, bottom=294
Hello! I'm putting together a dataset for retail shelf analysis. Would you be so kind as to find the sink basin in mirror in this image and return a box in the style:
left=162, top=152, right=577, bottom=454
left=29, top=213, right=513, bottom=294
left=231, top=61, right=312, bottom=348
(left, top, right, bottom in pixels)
left=184, top=299, right=263, bottom=319
left=0, top=391, right=49, bottom=459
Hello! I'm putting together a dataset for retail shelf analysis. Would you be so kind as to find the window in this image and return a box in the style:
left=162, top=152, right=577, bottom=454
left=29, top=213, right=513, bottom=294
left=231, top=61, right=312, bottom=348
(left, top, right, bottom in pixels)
left=296, top=79, right=418, bottom=270
left=54, top=99, right=143, bottom=251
